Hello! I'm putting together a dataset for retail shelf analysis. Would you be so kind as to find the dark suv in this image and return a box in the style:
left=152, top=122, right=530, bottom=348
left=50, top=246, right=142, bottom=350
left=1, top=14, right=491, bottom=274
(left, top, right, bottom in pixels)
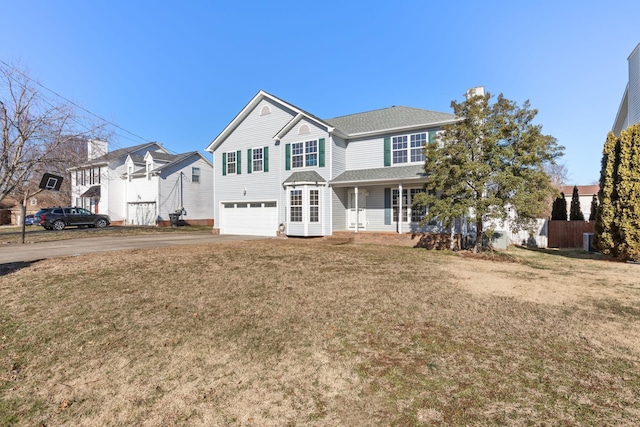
left=39, top=207, right=111, bottom=231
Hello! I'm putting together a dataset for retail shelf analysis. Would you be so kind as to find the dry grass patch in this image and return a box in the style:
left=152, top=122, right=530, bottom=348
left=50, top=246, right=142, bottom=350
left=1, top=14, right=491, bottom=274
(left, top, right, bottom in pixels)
left=1, top=241, right=640, bottom=426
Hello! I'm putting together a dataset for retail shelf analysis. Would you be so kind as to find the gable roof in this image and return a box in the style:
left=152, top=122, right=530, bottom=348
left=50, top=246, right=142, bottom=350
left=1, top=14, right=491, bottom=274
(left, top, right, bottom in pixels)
left=326, top=106, right=457, bottom=136
left=207, top=91, right=458, bottom=152
left=70, top=142, right=165, bottom=170
left=207, top=90, right=324, bottom=153
left=561, top=185, right=600, bottom=196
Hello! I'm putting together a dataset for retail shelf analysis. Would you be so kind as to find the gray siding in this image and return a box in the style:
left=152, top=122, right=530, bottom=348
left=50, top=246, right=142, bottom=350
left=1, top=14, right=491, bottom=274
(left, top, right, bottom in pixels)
left=331, top=187, right=348, bottom=230
left=630, top=46, right=640, bottom=125
left=331, top=135, right=347, bottom=179
left=213, top=98, right=295, bottom=225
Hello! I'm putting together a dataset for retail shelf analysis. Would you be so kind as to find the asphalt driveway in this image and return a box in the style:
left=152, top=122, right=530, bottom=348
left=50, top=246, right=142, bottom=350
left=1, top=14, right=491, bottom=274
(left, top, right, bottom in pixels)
left=0, top=233, right=267, bottom=264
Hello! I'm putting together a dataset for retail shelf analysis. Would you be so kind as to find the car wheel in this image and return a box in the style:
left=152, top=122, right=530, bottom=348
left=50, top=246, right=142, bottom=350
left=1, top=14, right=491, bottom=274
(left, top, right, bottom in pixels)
left=52, top=220, right=66, bottom=231
left=95, top=218, right=108, bottom=228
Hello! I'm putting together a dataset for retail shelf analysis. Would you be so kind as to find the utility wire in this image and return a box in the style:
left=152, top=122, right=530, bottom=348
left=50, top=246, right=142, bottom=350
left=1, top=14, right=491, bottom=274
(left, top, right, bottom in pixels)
left=0, top=58, right=150, bottom=144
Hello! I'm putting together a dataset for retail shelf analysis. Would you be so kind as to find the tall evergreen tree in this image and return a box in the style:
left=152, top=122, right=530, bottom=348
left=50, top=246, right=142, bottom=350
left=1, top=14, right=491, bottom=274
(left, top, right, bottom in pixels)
left=551, top=193, right=568, bottom=220
left=569, top=186, right=584, bottom=221
left=589, top=195, right=598, bottom=221
left=412, top=90, right=563, bottom=251
left=616, top=124, right=640, bottom=260
left=594, top=132, right=621, bottom=255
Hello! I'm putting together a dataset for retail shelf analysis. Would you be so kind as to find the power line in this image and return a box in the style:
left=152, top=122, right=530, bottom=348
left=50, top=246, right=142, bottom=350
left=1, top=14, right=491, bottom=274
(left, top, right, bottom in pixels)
left=0, top=58, right=150, bottom=144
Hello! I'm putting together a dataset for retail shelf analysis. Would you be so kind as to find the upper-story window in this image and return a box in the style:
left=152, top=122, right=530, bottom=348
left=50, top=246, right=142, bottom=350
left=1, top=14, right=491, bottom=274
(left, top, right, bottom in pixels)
left=292, top=140, right=317, bottom=168
left=192, top=167, right=200, bottom=183
left=392, top=132, right=427, bottom=164
left=226, top=151, right=236, bottom=175
left=252, top=148, right=263, bottom=172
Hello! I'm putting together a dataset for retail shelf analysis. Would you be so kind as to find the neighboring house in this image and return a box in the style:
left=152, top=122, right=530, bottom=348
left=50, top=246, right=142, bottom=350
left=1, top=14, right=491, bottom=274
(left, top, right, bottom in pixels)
left=613, top=42, right=640, bottom=136
left=561, top=185, right=599, bottom=220
left=69, top=140, right=213, bottom=226
left=206, top=90, right=458, bottom=237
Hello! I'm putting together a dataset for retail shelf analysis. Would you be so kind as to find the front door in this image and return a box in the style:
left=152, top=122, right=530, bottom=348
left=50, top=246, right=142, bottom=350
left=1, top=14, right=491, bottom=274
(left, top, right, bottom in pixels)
left=348, top=191, right=366, bottom=229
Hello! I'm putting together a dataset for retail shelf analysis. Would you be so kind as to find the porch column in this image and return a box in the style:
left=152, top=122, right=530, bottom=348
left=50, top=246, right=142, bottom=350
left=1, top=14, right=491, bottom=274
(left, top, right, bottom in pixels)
left=354, top=186, right=359, bottom=233
left=398, top=183, right=402, bottom=234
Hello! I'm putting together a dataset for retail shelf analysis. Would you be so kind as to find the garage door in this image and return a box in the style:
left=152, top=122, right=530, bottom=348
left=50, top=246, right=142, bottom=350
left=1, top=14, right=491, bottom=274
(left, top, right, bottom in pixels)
left=220, top=201, right=278, bottom=236
left=128, top=202, right=157, bottom=226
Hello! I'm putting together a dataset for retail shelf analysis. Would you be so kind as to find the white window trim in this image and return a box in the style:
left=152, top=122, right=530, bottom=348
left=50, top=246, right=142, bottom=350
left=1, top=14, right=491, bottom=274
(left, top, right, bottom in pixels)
left=292, top=140, right=318, bottom=169
left=393, top=187, right=427, bottom=223
left=392, top=132, right=427, bottom=165
left=192, top=167, right=201, bottom=183
left=251, top=147, right=264, bottom=173
left=226, top=151, right=237, bottom=175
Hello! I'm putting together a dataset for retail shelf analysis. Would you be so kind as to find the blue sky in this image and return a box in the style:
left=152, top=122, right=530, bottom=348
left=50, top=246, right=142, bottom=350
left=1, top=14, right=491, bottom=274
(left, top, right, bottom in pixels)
left=2, top=1, right=638, bottom=185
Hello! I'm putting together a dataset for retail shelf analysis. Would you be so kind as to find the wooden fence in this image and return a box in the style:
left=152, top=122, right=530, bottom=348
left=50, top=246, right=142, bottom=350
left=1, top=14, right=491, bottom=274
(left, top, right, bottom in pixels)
left=548, top=220, right=595, bottom=248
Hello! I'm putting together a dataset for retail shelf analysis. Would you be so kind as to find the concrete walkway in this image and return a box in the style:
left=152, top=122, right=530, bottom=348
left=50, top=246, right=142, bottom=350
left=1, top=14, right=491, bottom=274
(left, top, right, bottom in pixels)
left=0, top=233, right=267, bottom=264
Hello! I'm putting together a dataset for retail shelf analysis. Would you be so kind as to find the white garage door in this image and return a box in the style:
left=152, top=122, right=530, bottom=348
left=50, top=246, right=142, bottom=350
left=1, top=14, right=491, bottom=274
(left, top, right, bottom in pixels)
left=128, top=202, right=157, bottom=226
left=220, top=201, right=278, bottom=236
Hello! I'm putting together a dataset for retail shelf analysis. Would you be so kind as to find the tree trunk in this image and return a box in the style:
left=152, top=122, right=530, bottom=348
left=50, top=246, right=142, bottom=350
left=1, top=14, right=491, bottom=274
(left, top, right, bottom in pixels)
left=474, top=216, right=483, bottom=253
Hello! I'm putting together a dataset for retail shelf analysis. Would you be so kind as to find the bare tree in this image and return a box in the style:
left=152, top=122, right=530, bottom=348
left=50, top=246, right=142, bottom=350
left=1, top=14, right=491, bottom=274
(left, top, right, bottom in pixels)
left=0, top=62, right=104, bottom=207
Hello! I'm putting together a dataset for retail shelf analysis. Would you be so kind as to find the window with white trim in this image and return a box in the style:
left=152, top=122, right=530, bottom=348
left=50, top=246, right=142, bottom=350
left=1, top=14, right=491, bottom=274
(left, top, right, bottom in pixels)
left=292, top=140, right=317, bottom=168
left=290, top=189, right=302, bottom=222
left=252, top=147, right=263, bottom=172
left=309, top=189, right=319, bottom=222
left=392, top=132, right=427, bottom=164
left=393, top=188, right=427, bottom=222
left=226, top=151, right=236, bottom=175
left=192, top=167, right=200, bottom=183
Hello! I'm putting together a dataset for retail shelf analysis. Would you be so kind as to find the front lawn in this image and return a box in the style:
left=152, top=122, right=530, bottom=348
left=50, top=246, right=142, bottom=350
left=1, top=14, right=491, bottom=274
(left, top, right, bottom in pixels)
left=1, top=241, right=639, bottom=426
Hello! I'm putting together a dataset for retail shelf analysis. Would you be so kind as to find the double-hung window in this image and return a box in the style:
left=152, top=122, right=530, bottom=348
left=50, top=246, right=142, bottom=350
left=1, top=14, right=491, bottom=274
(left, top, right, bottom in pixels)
left=226, top=151, right=236, bottom=175
left=252, top=148, right=263, bottom=172
left=290, top=190, right=302, bottom=222
left=393, top=188, right=427, bottom=222
left=309, top=190, right=319, bottom=222
left=410, top=188, right=426, bottom=222
left=291, top=140, right=317, bottom=168
left=392, top=132, right=427, bottom=164
left=392, top=136, right=408, bottom=164
left=292, top=142, right=304, bottom=168
left=192, top=167, right=200, bottom=183
left=410, top=133, right=427, bottom=162
left=305, top=140, right=317, bottom=167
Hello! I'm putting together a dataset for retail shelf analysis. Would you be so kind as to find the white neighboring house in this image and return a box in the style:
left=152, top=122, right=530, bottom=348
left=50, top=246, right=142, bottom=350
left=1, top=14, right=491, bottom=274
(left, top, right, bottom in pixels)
left=613, top=42, right=640, bottom=136
left=69, top=140, right=213, bottom=226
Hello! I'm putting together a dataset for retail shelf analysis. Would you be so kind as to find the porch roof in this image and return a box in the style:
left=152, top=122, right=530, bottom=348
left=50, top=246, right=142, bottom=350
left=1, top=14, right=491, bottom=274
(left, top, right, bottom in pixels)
left=283, top=170, right=326, bottom=186
left=80, top=185, right=101, bottom=198
left=330, top=165, right=426, bottom=187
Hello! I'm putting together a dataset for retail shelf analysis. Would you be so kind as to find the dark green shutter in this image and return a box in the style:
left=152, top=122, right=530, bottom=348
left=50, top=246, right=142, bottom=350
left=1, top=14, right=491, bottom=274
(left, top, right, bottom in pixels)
left=247, top=149, right=252, bottom=174
left=285, top=143, right=291, bottom=171
left=236, top=150, right=241, bottom=174
left=384, top=188, right=391, bottom=225
left=222, top=152, right=227, bottom=176
left=319, top=138, right=325, bottom=167
left=384, top=137, right=391, bottom=167
left=263, top=146, right=269, bottom=172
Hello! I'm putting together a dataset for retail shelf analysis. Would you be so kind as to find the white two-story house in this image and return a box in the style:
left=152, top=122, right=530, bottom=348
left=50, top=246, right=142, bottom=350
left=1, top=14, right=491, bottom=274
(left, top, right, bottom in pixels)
left=70, top=140, right=213, bottom=226
left=206, top=90, right=458, bottom=237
